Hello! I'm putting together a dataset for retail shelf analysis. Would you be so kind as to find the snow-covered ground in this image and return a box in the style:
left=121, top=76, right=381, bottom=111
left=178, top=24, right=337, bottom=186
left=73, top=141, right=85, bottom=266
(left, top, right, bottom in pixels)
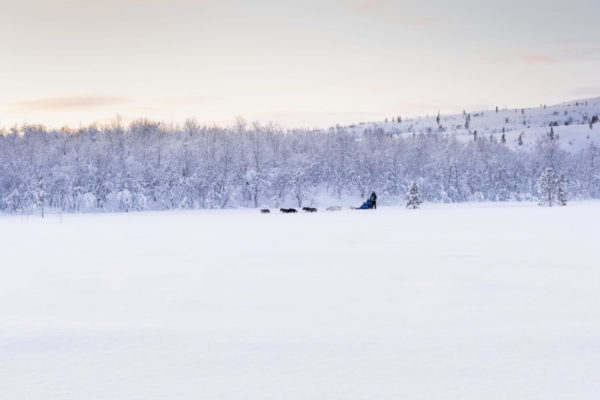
left=344, top=97, right=600, bottom=152
left=2, top=203, right=600, bottom=399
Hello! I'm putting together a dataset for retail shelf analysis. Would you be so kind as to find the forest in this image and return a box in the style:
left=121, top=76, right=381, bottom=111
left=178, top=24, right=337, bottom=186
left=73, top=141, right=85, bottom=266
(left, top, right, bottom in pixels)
left=1, top=118, right=599, bottom=213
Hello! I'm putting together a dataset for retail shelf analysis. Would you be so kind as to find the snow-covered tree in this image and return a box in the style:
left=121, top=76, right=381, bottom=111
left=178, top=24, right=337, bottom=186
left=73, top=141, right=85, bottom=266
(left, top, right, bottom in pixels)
left=538, top=168, right=556, bottom=207
left=0, top=107, right=600, bottom=214
left=406, top=182, right=422, bottom=209
left=36, top=175, right=45, bottom=218
left=556, top=173, right=567, bottom=206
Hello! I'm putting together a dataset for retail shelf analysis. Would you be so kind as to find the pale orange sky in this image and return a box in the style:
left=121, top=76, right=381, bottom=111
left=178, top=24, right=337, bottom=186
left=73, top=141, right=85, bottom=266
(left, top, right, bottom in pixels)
left=1, top=0, right=599, bottom=128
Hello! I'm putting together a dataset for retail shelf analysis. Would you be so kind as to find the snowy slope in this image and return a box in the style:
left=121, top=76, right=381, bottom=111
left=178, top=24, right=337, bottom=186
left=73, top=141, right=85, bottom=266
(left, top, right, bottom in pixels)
left=2, top=202, right=600, bottom=399
left=343, top=97, right=600, bottom=152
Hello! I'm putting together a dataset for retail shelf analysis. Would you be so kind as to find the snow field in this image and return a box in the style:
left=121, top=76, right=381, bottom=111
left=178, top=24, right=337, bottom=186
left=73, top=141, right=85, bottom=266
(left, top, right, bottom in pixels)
left=1, top=202, right=600, bottom=399
left=350, top=97, right=600, bottom=152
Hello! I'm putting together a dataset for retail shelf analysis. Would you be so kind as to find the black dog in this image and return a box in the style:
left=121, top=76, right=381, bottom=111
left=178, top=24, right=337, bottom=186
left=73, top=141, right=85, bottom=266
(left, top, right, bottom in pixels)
left=260, top=209, right=270, bottom=214
left=302, top=207, right=317, bottom=213
left=280, top=208, right=297, bottom=213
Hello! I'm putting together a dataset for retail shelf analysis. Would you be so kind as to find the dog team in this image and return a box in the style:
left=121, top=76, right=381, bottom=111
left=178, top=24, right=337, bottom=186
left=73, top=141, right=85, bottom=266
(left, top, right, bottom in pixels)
left=260, top=192, right=377, bottom=214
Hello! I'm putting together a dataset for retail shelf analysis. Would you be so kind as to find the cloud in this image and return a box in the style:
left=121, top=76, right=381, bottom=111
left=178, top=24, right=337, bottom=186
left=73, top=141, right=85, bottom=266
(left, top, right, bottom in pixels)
left=7, top=95, right=130, bottom=111
left=519, top=54, right=557, bottom=64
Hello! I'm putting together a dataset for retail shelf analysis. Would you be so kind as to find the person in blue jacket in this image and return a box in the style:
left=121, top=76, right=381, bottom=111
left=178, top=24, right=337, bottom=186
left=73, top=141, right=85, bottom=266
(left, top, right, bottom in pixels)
left=358, top=200, right=371, bottom=209
left=358, top=192, right=377, bottom=209
left=369, top=192, right=377, bottom=209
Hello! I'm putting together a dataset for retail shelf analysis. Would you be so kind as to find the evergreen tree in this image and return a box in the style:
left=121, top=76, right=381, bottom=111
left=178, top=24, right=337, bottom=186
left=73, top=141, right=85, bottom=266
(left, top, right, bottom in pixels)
left=538, top=167, right=556, bottom=207
left=406, top=182, right=422, bottom=209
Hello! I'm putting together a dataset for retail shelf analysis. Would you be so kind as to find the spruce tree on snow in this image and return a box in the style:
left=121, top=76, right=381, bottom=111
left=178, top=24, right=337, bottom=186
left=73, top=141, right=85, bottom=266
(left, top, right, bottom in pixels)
left=406, top=182, right=422, bottom=209
left=557, top=173, right=567, bottom=206
left=538, top=167, right=556, bottom=207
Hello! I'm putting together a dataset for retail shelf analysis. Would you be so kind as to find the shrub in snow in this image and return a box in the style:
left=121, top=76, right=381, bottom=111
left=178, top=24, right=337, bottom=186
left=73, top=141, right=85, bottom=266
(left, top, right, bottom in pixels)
left=106, top=190, right=134, bottom=212
left=135, top=193, right=148, bottom=211
left=406, top=182, right=422, bottom=209
left=2, top=189, right=22, bottom=213
left=538, top=168, right=556, bottom=207
left=75, top=192, right=97, bottom=212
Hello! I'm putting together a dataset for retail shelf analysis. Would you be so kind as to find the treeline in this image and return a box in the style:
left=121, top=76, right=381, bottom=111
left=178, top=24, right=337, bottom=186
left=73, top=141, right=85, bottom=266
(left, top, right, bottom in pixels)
left=0, top=119, right=599, bottom=213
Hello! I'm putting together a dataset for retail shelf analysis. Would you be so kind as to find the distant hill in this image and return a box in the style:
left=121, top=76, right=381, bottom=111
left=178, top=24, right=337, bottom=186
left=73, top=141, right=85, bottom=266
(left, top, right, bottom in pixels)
left=340, top=97, right=600, bottom=153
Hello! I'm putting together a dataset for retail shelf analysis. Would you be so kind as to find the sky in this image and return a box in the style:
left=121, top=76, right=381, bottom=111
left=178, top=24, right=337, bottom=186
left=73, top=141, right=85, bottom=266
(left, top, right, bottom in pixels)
left=1, top=0, right=599, bottom=129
